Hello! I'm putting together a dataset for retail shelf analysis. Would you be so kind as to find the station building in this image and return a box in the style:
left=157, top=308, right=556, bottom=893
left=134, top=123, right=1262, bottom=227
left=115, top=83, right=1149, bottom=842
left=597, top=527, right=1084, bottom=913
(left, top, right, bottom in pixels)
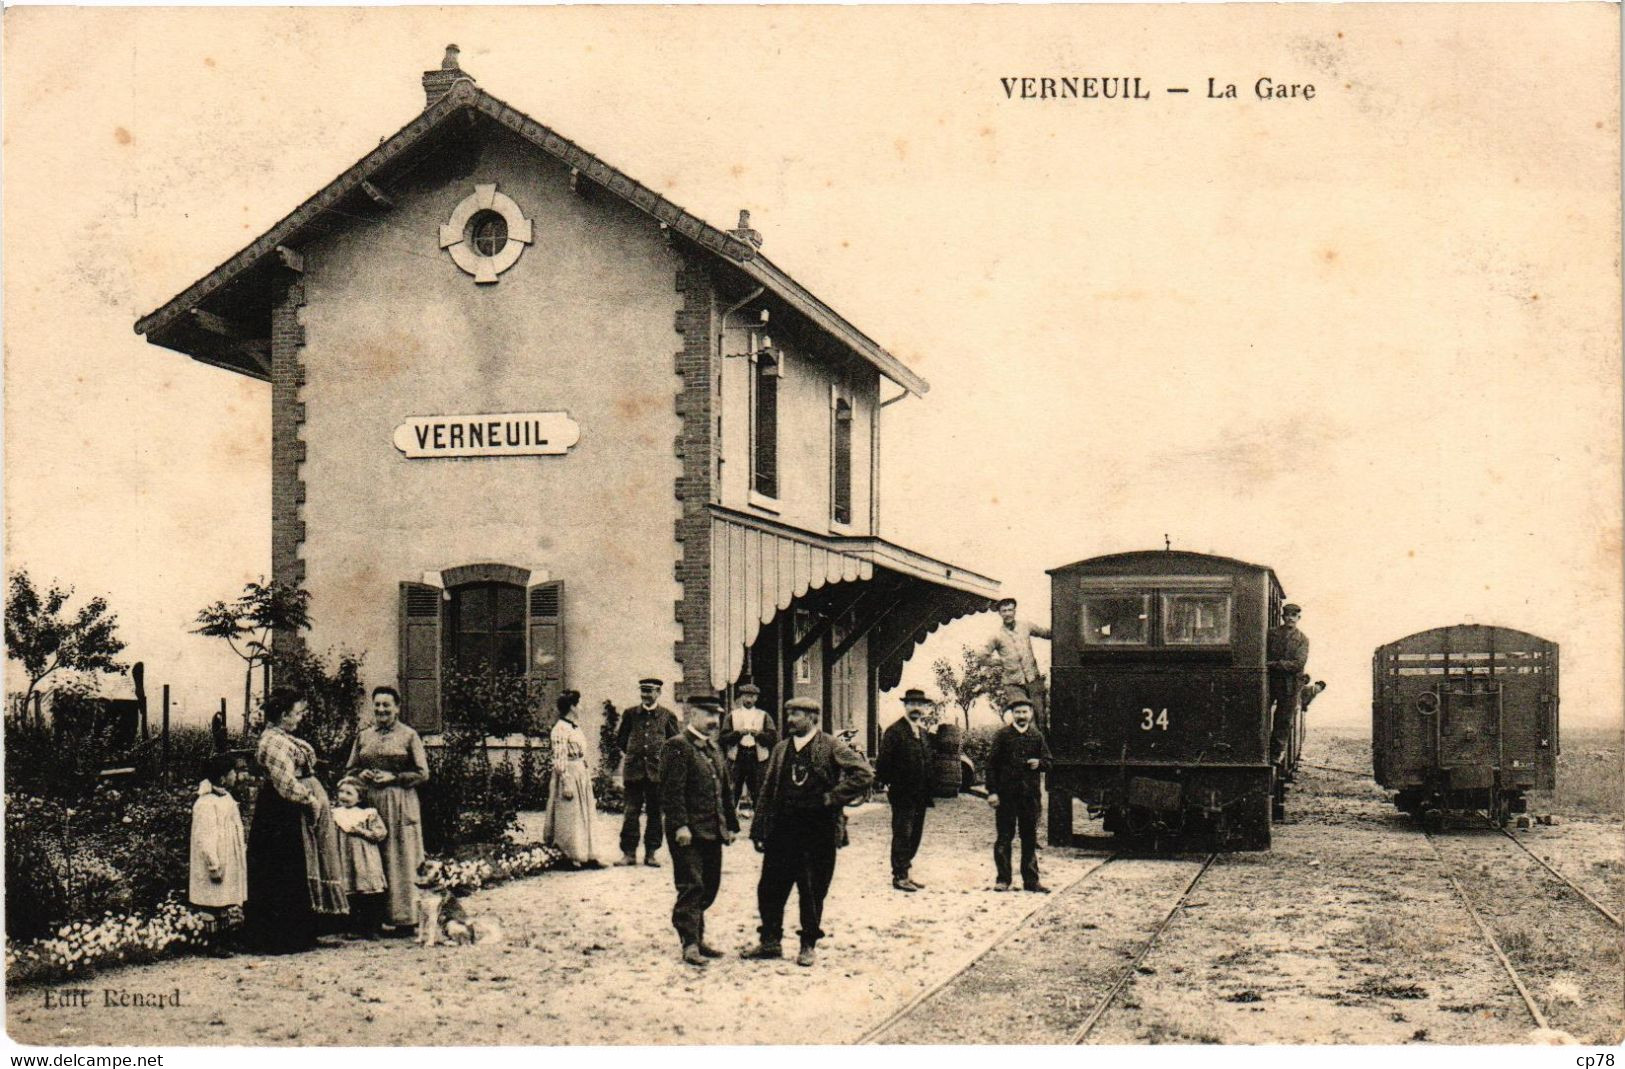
left=136, top=49, right=997, bottom=754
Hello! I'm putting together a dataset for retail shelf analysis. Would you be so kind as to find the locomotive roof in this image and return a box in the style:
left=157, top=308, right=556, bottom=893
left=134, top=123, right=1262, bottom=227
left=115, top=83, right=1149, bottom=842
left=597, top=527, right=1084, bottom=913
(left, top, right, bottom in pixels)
left=1376, top=623, right=1557, bottom=651
left=1047, top=549, right=1277, bottom=578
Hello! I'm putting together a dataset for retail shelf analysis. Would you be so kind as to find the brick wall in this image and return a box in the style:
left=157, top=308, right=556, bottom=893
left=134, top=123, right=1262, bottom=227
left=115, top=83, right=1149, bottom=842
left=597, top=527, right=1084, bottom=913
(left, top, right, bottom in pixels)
left=672, top=252, right=717, bottom=700
left=270, top=274, right=306, bottom=651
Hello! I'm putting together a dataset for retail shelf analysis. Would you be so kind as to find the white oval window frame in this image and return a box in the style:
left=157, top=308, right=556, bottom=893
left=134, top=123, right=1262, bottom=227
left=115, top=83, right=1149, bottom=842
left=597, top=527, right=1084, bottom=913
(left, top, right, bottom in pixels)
left=439, top=184, right=533, bottom=284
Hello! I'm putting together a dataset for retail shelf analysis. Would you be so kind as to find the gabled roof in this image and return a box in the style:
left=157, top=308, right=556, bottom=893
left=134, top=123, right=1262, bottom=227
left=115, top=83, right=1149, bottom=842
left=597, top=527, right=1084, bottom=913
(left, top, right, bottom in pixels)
left=134, top=76, right=928, bottom=396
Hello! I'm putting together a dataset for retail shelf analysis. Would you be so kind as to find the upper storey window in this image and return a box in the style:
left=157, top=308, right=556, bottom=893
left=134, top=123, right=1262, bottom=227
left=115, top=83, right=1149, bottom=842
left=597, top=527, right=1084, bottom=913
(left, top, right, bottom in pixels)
left=752, top=350, right=780, bottom=500
left=831, top=398, right=853, bottom=525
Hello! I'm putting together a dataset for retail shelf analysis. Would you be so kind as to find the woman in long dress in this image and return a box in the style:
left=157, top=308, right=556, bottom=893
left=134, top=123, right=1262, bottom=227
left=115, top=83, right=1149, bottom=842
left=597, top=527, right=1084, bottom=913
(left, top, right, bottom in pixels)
left=542, top=690, right=600, bottom=867
left=346, top=685, right=429, bottom=931
left=245, top=688, right=349, bottom=953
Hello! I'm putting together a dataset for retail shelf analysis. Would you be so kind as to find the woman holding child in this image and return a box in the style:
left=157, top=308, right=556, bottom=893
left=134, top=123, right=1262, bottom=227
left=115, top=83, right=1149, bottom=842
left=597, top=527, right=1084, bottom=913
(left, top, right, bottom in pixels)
left=245, top=688, right=349, bottom=953
left=346, top=685, right=430, bottom=932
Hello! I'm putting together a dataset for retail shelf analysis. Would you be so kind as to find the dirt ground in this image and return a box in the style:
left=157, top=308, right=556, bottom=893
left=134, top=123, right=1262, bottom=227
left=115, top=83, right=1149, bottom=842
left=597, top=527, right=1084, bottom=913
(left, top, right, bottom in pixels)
left=8, top=725, right=1620, bottom=1047
left=8, top=795, right=1095, bottom=1046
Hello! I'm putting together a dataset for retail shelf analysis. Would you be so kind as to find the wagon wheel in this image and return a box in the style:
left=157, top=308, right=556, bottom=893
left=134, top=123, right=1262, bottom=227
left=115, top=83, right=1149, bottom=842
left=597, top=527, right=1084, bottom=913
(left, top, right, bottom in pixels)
left=1421, top=808, right=1445, bottom=833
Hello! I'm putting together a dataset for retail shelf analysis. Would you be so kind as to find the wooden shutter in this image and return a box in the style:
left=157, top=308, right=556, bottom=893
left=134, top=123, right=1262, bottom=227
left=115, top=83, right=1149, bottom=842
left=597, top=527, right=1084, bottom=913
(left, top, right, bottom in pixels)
left=754, top=356, right=778, bottom=497
left=833, top=399, right=853, bottom=524
left=527, top=580, right=565, bottom=718
left=398, top=582, right=443, bottom=733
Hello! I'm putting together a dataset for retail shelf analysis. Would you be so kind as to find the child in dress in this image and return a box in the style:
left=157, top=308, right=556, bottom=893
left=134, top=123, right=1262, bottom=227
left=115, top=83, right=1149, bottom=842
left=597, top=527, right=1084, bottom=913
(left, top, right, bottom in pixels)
left=332, top=777, right=390, bottom=940
left=189, top=754, right=247, bottom=956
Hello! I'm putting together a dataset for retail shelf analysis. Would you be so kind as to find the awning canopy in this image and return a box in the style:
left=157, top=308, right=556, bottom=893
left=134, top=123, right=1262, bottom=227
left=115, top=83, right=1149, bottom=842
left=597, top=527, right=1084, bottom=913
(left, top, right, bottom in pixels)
left=707, top=505, right=999, bottom=691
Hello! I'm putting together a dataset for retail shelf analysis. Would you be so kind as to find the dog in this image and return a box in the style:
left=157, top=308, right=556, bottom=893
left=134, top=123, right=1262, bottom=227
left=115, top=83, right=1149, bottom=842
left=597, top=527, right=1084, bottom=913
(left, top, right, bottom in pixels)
left=413, top=859, right=504, bottom=947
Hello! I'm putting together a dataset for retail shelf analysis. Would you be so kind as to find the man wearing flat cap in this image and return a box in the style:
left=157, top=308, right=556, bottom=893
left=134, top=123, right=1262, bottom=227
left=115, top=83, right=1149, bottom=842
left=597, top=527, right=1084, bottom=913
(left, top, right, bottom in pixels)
left=1267, top=604, right=1311, bottom=772
left=980, top=597, right=1053, bottom=731
left=741, top=697, right=873, bottom=967
left=874, top=687, right=936, bottom=892
left=985, top=697, right=1052, bottom=893
left=720, top=682, right=776, bottom=810
left=616, top=677, right=680, bottom=867
left=659, top=696, right=738, bottom=966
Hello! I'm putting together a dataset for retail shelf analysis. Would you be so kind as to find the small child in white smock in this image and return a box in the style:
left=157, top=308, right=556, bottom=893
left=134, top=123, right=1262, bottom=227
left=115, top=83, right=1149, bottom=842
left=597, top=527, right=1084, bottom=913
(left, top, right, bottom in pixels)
left=189, top=754, right=248, bottom=956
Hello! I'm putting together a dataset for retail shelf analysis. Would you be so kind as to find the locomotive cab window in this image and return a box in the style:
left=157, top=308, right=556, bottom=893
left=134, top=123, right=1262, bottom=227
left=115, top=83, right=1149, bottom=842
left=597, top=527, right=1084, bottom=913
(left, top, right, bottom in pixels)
left=1161, top=592, right=1232, bottom=645
left=1080, top=593, right=1151, bottom=645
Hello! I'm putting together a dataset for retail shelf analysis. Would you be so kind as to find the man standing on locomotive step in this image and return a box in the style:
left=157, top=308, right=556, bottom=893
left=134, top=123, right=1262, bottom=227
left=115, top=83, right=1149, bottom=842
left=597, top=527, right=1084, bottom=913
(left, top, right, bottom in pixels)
left=616, top=677, right=681, bottom=867
left=741, top=696, right=873, bottom=967
left=981, top=597, right=1053, bottom=731
left=721, top=682, right=776, bottom=810
left=986, top=697, right=1052, bottom=893
left=659, top=695, right=738, bottom=967
left=875, top=687, right=937, bottom=892
left=1267, top=604, right=1311, bottom=772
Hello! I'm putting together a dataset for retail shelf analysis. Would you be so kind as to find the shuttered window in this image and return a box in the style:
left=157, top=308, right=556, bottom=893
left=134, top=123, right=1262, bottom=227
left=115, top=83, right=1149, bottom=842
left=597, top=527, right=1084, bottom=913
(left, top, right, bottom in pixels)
left=752, top=352, right=779, bottom=499
left=398, top=582, right=444, bottom=732
left=832, top=398, right=853, bottom=525
left=526, top=580, right=565, bottom=716
left=397, top=572, right=566, bottom=734
left=448, top=582, right=527, bottom=677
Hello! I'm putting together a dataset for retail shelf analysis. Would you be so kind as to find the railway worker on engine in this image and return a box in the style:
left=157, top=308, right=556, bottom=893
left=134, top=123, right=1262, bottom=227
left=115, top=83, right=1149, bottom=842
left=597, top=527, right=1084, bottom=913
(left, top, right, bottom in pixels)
left=981, top=597, right=1053, bottom=730
left=1267, top=603, right=1311, bottom=769
left=875, top=687, right=936, bottom=893
left=985, top=697, right=1053, bottom=893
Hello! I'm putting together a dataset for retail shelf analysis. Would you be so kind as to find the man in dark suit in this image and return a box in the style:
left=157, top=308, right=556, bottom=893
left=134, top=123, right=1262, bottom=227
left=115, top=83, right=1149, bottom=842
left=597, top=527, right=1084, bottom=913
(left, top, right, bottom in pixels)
left=658, top=695, right=738, bottom=967
left=875, top=687, right=935, bottom=892
left=616, top=677, right=681, bottom=867
left=986, top=697, right=1052, bottom=893
left=741, top=697, right=873, bottom=967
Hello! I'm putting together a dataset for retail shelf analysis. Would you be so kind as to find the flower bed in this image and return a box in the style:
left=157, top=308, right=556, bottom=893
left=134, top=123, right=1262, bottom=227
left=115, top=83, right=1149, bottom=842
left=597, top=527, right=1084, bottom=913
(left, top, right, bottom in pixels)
left=5, top=843, right=566, bottom=987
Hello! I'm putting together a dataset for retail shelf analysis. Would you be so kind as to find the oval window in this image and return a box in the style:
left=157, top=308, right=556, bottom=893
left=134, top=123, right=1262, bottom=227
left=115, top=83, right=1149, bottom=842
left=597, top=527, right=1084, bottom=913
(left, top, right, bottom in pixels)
left=467, top=210, right=508, bottom=257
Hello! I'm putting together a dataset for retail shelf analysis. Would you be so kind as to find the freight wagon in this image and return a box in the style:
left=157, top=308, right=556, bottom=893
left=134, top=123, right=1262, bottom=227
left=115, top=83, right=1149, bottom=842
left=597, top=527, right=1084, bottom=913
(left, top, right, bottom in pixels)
left=1372, top=624, right=1558, bottom=829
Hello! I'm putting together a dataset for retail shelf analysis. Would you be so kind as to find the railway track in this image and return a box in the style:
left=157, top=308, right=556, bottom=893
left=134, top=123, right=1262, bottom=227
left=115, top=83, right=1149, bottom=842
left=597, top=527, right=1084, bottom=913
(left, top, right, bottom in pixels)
left=1423, top=829, right=1553, bottom=1029
left=1425, top=825, right=1622, bottom=1039
left=1302, top=762, right=1369, bottom=777
left=855, top=853, right=1118, bottom=1044
left=1495, top=824, right=1622, bottom=927
left=1070, top=852, right=1218, bottom=1044
left=858, top=851, right=1219, bottom=1045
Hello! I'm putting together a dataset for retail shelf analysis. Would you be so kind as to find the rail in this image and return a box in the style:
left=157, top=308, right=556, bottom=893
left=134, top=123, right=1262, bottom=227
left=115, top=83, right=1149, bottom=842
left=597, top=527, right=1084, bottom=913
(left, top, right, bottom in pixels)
left=1071, top=852, right=1218, bottom=1043
left=1495, top=825, right=1621, bottom=927
left=1422, top=830, right=1549, bottom=1029
left=855, top=854, right=1118, bottom=1044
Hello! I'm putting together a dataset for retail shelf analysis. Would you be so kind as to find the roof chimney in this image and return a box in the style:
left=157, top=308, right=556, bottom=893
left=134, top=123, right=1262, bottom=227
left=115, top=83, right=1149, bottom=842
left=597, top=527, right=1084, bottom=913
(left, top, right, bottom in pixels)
left=728, top=209, right=764, bottom=250
left=422, top=44, right=472, bottom=106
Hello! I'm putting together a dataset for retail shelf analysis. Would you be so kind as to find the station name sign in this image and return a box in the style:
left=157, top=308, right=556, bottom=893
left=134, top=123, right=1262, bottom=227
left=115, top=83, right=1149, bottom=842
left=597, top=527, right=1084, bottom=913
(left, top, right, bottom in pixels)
left=393, top=412, right=580, bottom=459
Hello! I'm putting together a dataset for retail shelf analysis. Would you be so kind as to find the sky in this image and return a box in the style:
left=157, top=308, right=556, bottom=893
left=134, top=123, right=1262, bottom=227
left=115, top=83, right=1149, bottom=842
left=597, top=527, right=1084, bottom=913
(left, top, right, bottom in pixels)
left=3, top=5, right=1620, bottom=734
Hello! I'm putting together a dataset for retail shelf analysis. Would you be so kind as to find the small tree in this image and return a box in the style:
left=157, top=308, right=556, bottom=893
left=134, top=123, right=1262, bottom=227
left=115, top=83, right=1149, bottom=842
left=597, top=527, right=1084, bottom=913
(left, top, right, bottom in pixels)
left=193, top=579, right=312, bottom=732
left=932, top=645, right=1003, bottom=730
left=5, top=570, right=128, bottom=714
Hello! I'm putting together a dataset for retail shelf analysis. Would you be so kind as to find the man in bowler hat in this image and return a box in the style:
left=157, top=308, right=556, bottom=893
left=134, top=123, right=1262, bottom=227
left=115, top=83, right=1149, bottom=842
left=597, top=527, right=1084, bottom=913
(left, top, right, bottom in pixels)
left=616, top=677, right=680, bottom=867
left=741, top=697, right=873, bottom=967
left=721, top=682, right=776, bottom=809
left=875, top=687, right=936, bottom=892
left=659, top=695, right=738, bottom=967
left=986, top=697, right=1052, bottom=893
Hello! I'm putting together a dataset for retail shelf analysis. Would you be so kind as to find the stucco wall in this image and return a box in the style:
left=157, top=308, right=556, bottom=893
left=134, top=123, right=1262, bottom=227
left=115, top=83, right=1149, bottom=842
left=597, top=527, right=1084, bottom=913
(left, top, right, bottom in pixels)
left=296, top=126, right=685, bottom=751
